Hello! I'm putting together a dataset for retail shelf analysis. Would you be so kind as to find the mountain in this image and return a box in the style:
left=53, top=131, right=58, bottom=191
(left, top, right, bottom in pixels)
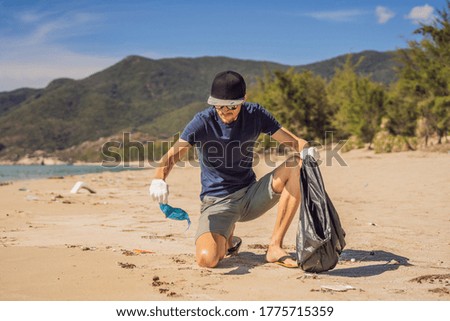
left=296, top=50, right=398, bottom=83
left=0, top=50, right=398, bottom=161
left=0, top=87, right=43, bottom=117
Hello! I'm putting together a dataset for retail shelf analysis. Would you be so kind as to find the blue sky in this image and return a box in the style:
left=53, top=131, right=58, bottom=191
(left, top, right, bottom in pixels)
left=0, top=0, right=445, bottom=91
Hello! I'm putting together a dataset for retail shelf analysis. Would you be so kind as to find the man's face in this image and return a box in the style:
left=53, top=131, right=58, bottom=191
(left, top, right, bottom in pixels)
left=214, top=104, right=242, bottom=124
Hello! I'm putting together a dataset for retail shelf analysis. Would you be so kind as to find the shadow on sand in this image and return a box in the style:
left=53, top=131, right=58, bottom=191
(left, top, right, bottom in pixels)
left=218, top=252, right=268, bottom=275
left=323, top=249, right=412, bottom=278
left=217, top=249, right=412, bottom=277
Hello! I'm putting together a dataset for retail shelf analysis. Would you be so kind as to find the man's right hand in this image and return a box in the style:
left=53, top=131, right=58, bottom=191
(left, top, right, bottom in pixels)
left=149, top=179, right=169, bottom=204
left=300, top=147, right=320, bottom=161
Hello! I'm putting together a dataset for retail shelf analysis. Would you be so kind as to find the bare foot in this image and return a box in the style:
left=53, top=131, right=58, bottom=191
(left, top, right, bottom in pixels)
left=266, top=245, right=298, bottom=268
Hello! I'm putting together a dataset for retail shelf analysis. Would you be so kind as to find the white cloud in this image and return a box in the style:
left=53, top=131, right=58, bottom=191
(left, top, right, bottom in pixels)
left=375, top=6, right=395, bottom=24
left=20, top=11, right=100, bottom=45
left=0, top=46, right=119, bottom=91
left=0, top=10, right=119, bottom=91
left=406, top=4, right=435, bottom=25
left=306, top=9, right=367, bottom=22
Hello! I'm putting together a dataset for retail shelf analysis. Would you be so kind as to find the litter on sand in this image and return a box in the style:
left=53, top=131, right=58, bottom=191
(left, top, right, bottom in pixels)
left=320, top=285, right=356, bottom=292
left=70, top=181, right=96, bottom=194
left=133, top=249, right=155, bottom=254
left=159, top=203, right=191, bottom=230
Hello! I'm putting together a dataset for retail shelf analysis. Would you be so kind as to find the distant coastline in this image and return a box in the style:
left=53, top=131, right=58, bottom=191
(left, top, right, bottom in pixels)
left=0, top=156, right=73, bottom=166
left=0, top=164, right=144, bottom=182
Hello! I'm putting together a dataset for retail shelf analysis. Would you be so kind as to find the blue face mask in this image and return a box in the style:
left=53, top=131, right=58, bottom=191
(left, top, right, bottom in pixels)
left=159, top=203, right=191, bottom=230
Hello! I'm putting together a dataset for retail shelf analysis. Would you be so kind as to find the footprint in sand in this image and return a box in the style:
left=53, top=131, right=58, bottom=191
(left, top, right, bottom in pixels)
left=171, top=255, right=187, bottom=264
left=121, top=250, right=137, bottom=256
left=152, top=276, right=179, bottom=297
left=428, top=287, right=449, bottom=295
left=247, top=243, right=268, bottom=250
left=118, top=262, right=137, bottom=269
left=409, top=273, right=450, bottom=285
left=410, top=274, right=450, bottom=296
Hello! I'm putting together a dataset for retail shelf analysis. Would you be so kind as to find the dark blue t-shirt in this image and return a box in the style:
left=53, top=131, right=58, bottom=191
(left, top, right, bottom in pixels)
left=180, top=102, right=281, bottom=199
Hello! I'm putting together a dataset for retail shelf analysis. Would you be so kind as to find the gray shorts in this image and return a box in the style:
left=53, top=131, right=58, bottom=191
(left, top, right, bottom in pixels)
left=195, top=171, right=281, bottom=241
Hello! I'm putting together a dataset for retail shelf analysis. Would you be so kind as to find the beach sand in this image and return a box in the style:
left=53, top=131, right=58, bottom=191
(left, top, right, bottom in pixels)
left=0, top=149, right=449, bottom=301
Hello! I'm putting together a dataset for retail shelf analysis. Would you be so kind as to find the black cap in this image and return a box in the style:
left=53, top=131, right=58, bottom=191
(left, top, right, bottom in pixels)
left=207, top=70, right=246, bottom=106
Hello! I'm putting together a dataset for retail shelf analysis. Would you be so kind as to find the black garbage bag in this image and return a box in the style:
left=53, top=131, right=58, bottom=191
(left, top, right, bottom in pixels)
left=296, top=155, right=346, bottom=273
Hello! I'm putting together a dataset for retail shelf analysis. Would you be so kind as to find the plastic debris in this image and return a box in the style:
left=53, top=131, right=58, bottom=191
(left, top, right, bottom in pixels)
left=133, top=249, right=155, bottom=254
left=70, top=181, right=96, bottom=194
left=321, top=284, right=356, bottom=292
left=159, top=203, right=191, bottom=230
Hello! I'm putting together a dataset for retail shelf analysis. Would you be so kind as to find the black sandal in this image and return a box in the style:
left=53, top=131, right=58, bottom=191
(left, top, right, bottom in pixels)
left=225, top=236, right=242, bottom=257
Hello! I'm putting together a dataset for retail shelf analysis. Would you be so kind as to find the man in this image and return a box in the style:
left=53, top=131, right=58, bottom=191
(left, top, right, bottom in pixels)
left=149, top=70, right=317, bottom=268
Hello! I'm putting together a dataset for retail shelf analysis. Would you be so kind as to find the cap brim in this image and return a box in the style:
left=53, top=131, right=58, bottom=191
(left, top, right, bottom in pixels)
left=207, top=96, right=245, bottom=106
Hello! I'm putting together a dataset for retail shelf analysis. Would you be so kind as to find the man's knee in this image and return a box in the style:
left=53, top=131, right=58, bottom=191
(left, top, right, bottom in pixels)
left=196, top=250, right=221, bottom=268
left=279, top=155, right=302, bottom=179
left=195, top=232, right=226, bottom=268
left=272, top=155, right=302, bottom=193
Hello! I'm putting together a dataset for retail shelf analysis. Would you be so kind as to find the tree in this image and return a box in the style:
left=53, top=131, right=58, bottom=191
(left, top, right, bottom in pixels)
left=252, top=68, right=332, bottom=143
left=395, top=1, right=450, bottom=144
left=384, top=84, right=418, bottom=138
left=327, top=56, right=386, bottom=147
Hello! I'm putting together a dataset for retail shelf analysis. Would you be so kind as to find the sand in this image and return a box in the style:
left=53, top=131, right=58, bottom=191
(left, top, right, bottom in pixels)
left=0, top=148, right=449, bottom=301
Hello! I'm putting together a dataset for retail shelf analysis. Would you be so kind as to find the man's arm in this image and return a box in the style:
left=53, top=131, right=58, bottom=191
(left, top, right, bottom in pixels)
left=154, top=138, right=192, bottom=180
left=271, top=127, right=309, bottom=152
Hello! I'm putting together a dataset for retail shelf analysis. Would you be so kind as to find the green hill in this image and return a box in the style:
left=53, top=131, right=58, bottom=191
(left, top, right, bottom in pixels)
left=296, top=50, right=398, bottom=83
left=0, top=51, right=397, bottom=161
left=0, top=88, right=42, bottom=117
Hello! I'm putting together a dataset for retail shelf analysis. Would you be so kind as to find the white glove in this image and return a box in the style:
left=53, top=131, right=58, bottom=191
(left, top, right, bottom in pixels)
left=149, top=179, right=169, bottom=204
left=300, top=147, right=320, bottom=161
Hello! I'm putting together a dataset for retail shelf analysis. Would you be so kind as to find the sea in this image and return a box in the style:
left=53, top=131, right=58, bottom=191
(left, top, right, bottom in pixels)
left=0, top=164, right=144, bottom=182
